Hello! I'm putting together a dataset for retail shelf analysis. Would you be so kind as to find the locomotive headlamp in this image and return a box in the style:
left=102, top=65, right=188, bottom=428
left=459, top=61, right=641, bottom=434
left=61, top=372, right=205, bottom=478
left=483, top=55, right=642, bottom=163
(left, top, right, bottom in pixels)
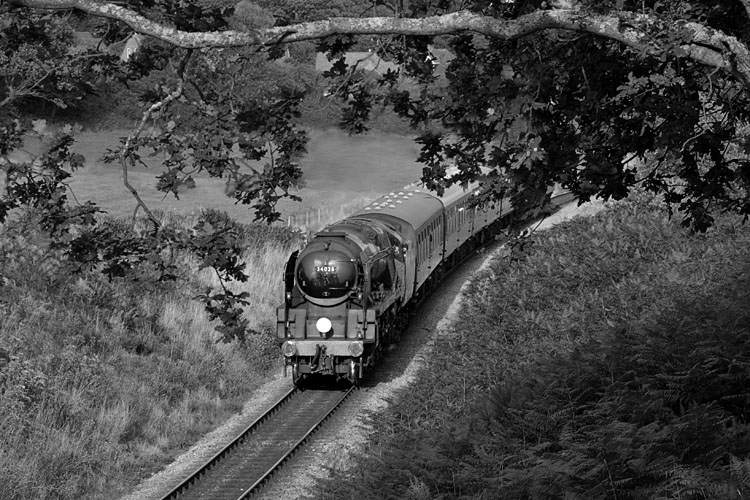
left=316, top=317, right=332, bottom=334
left=348, top=341, right=364, bottom=357
left=281, top=341, right=297, bottom=357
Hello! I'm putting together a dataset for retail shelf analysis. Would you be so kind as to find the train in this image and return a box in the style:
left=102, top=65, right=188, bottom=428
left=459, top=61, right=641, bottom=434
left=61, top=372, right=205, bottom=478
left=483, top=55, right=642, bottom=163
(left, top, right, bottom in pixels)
left=276, top=177, right=544, bottom=386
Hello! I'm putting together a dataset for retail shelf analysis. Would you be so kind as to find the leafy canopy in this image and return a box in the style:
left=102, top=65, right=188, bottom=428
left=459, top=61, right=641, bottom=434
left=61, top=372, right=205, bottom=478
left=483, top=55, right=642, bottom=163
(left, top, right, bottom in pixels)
left=3, top=0, right=750, bottom=230
left=3, top=0, right=750, bottom=338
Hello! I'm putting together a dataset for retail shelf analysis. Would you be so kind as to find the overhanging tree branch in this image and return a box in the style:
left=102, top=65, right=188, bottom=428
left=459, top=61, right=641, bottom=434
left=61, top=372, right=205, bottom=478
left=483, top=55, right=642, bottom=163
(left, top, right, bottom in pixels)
left=117, top=51, right=192, bottom=228
left=9, top=0, right=750, bottom=85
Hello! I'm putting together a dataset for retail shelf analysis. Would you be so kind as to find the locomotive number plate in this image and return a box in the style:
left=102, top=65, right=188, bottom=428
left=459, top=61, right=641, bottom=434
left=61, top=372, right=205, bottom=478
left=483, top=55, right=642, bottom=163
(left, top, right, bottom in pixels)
left=315, top=265, right=337, bottom=273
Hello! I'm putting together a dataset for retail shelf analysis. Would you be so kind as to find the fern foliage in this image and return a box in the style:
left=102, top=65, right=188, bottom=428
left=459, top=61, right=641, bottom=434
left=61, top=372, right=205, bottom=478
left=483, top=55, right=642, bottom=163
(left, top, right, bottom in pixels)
left=316, top=194, right=750, bottom=500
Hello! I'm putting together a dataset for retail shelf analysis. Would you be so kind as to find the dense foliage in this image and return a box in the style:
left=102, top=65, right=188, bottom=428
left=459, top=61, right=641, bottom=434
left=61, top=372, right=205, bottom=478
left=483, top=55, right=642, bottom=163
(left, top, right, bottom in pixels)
left=3, top=0, right=750, bottom=231
left=0, top=7, right=311, bottom=336
left=316, top=195, right=750, bottom=499
left=368, top=1, right=750, bottom=231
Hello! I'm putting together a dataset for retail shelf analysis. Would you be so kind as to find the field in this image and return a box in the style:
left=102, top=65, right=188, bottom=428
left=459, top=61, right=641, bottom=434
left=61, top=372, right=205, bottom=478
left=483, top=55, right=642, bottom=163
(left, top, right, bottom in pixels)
left=15, top=127, right=425, bottom=227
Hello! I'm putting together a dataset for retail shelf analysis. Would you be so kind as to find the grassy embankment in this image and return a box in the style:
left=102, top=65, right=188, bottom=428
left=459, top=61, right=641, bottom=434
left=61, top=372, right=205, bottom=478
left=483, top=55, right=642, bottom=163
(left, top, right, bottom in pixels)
left=317, top=192, right=750, bottom=500
left=0, top=212, right=299, bottom=500
left=0, top=127, right=423, bottom=499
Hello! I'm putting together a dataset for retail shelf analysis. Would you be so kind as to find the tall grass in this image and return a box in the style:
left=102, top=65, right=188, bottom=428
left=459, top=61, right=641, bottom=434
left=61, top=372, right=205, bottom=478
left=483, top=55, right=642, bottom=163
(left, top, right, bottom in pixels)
left=315, top=192, right=750, bottom=500
left=0, top=209, right=299, bottom=500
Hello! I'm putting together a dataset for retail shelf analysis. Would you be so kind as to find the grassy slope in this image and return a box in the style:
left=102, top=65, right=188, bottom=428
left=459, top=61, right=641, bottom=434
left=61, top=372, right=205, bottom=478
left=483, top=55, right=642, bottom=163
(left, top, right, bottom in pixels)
left=0, top=128, right=424, bottom=499
left=0, top=219, right=296, bottom=500
left=316, top=193, right=750, bottom=500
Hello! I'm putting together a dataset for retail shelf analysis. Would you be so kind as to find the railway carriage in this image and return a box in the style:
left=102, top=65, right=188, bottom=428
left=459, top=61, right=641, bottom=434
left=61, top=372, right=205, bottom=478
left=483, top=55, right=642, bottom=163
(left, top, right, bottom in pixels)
left=277, top=181, right=512, bottom=386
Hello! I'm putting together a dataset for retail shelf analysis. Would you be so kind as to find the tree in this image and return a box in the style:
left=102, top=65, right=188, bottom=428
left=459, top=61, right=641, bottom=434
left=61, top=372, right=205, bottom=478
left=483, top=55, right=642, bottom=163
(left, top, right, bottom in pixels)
left=3, top=0, right=750, bottom=339
left=4, top=0, right=750, bottom=231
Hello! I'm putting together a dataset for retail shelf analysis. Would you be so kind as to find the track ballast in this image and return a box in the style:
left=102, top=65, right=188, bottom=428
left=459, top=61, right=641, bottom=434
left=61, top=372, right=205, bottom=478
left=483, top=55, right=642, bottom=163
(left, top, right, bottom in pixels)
left=158, top=385, right=355, bottom=500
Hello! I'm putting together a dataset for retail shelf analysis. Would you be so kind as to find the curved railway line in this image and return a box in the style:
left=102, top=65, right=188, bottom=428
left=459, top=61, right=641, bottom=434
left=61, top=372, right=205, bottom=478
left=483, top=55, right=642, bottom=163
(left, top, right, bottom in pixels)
left=154, top=192, right=577, bottom=500
left=158, top=385, right=355, bottom=500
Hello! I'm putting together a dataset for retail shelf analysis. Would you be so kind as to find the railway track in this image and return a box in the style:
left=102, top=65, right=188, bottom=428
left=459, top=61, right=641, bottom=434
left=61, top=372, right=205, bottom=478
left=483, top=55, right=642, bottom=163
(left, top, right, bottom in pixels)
left=159, top=384, right=355, bottom=500
left=157, top=191, right=576, bottom=500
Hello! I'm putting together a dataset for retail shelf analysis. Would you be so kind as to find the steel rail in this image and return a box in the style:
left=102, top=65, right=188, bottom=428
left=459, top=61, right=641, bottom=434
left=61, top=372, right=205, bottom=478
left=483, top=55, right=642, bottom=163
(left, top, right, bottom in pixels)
left=158, top=386, right=299, bottom=500
left=237, top=385, right=355, bottom=498
left=157, top=385, right=356, bottom=500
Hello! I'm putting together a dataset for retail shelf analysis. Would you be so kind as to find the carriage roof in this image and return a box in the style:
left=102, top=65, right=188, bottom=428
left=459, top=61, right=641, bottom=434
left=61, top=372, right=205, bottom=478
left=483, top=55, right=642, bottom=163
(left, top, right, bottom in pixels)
left=351, top=182, right=475, bottom=233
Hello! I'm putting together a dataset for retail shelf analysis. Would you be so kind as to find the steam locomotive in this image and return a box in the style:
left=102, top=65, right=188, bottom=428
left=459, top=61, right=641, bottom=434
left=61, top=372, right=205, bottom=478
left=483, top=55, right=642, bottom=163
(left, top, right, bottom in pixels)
left=276, top=179, right=518, bottom=386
